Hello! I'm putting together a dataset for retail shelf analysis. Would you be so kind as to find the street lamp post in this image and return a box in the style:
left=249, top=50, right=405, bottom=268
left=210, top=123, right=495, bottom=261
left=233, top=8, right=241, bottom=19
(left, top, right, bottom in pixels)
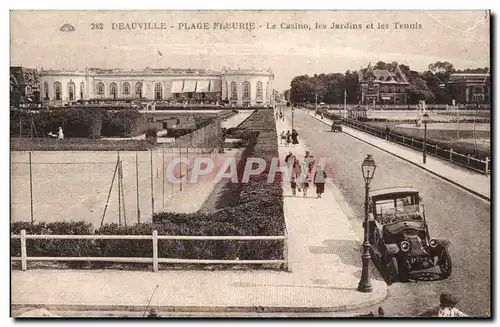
left=422, top=112, right=429, bottom=164
left=358, top=154, right=377, bottom=293
left=291, top=107, right=295, bottom=132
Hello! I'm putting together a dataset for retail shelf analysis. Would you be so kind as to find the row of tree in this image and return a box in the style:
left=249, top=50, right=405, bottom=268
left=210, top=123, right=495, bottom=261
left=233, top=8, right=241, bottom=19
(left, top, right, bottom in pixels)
left=287, top=61, right=489, bottom=105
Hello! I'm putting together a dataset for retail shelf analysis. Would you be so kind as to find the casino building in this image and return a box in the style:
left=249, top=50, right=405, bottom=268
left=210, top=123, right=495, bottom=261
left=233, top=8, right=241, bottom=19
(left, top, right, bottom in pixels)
left=39, top=67, right=274, bottom=107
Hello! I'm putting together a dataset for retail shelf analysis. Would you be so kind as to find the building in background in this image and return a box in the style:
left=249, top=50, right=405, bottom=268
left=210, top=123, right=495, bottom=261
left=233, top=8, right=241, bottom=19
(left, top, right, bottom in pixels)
left=447, top=73, right=490, bottom=105
left=10, top=66, right=40, bottom=107
left=357, top=62, right=409, bottom=105
left=38, top=67, right=274, bottom=107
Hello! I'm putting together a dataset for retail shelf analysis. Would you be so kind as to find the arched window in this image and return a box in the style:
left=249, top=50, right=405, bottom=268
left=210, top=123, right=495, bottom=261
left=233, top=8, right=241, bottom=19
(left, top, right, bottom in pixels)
left=68, top=82, right=75, bottom=101
left=80, top=82, right=84, bottom=99
left=230, top=81, right=237, bottom=100
left=242, top=81, right=250, bottom=100
left=97, top=82, right=105, bottom=97
left=154, top=82, right=163, bottom=100
left=256, top=81, right=263, bottom=100
left=54, top=82, right=61, bottom=101
left=135, top=82, right=143, bottom=98
left=44, top=82, right=49, bottom=99
left=123, top=82, right=130, bottom=96
left=110, top=82, right=118, bottom=99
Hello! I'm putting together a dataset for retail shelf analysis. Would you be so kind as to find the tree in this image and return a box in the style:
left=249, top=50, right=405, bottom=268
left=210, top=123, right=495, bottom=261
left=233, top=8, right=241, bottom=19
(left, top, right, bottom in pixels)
left=374, top=61, right=387, bottom=70
left=428, top=61, right=455, bottom=75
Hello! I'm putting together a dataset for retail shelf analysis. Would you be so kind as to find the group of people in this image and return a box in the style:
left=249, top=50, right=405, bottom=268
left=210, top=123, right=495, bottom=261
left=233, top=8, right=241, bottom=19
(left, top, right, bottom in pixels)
left=285, top=150, right=327, bottom=199
left=280, top=129, right=299, bottom=146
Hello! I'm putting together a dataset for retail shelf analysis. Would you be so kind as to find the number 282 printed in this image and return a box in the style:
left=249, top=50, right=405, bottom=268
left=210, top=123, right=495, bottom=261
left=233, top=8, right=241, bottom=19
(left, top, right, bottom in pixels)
left=91, top=23, right=104, bottom=30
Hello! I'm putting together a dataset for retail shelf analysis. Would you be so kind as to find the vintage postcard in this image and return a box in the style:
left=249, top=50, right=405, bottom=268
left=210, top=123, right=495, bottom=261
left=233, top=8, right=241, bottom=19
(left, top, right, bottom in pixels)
left=10, top=10, right=491, bottom=318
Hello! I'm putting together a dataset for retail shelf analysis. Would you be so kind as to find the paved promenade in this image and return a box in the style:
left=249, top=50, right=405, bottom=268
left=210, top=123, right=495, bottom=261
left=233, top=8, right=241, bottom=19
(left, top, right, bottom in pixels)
left=11, top=113, right=387, bottom=316
left=221, top=110, right=255, bottom=129
left=305, top=110, right=490, bottom=201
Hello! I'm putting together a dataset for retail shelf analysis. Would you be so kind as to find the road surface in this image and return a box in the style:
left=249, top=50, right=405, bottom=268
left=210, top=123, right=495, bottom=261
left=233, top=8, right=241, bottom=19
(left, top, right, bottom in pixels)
left=283, top=108, right=491, bottom=317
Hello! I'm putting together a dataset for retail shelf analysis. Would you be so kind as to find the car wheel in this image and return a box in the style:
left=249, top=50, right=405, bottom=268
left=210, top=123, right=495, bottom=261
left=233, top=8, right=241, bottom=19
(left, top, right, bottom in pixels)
left=386, top=256, right=399, bottom=285
left=438, top=248, right=452, bottom=279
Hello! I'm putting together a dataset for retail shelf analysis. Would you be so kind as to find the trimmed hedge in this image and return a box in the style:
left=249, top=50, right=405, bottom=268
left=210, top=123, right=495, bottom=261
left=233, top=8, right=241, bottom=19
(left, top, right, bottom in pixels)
left=10, top=138, right=157, bottom=151
left=10, top=109, right=286, bottom=268
left=10, top=108, right=157, bottom=139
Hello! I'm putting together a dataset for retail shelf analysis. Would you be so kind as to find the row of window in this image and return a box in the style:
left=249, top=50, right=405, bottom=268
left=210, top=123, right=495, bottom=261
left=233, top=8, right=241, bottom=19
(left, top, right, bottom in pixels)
left=366, top=85, right=407, bottom=93
left=229, top=81, right=264, bottom=101
left=96, top=82, right=144, bottom=99
left=44, top=82, right=85, bottom=101
left=43, top=80, right=265, bottom=101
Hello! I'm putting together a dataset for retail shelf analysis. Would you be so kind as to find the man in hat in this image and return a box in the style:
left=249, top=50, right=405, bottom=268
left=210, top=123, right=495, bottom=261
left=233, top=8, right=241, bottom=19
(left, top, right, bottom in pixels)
left=147, top=308, right=161, bottom=318
left=417, top=293, right=468, bottom=317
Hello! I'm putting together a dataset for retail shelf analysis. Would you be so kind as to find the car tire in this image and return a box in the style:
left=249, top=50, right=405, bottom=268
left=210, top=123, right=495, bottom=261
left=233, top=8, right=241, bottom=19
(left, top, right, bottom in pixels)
left=438, top=248, right=452, bottom=279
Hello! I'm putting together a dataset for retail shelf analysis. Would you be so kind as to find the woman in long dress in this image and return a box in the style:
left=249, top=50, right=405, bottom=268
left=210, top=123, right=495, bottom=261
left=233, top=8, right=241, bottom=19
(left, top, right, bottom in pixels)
left=292, top=159, right=302, bottom=180
left=314, top=165, right=327, bottom=198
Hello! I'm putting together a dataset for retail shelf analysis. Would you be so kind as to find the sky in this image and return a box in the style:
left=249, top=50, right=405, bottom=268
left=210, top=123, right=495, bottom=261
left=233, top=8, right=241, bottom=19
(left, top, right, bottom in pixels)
left=10, top=10, right=490, bottom=91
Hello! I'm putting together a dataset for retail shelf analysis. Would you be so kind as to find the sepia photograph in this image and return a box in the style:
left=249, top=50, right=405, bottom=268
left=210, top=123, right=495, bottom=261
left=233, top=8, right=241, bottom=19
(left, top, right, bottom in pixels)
left=9, top=9, right=491, bottom=318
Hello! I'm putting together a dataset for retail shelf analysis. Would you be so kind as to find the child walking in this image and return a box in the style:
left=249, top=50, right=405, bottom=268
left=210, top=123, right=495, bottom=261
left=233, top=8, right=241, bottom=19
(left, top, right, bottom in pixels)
left=300, top=172, right=311, bottom=197
left=291, top=177, right=297, bottom=197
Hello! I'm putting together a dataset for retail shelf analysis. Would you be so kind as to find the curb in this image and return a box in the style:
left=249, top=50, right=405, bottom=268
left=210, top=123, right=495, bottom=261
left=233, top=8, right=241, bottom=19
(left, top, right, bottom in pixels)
left=304, top=110, right=490, bottom=202
left=12, top=292, right=387, bottom=314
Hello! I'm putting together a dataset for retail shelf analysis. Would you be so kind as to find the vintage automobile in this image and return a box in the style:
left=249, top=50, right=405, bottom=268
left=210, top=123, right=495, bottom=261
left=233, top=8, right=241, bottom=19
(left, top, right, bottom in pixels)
left=331, top=120, right=342, bottom=132
left=366, top=186, right=452, bottom=283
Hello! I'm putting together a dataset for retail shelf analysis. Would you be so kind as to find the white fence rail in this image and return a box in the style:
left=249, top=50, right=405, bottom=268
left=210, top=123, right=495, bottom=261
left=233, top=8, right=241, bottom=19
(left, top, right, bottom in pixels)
left=11, top=230, right=289, bottom=272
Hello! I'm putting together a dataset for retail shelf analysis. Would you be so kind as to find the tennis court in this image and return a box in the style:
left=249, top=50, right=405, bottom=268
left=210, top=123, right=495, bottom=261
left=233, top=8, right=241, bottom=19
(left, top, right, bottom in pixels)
left=11, top=147, right=223, bottom=227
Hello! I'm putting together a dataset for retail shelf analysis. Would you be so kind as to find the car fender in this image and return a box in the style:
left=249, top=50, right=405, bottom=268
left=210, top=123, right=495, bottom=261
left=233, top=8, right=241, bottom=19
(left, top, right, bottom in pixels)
left=384, top=243, right=400, bottom=255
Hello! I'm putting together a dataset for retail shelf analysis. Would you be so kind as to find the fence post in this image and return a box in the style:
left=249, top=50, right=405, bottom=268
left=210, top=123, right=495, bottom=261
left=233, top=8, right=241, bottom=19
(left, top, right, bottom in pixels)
left=485, top=157, right=489, bottom=176
left=20, top=229, right=27, bottom=271
left=435, top=144, right=438, bottom=154
left=467, top=154, right=471, bottom=166
left=449, top=149, right=453, bottom=162
left=411, top=138, right=414, bottom=148
left=152, top=230, right=158, bottom=272
left=283, top=234, right=289, bottom=271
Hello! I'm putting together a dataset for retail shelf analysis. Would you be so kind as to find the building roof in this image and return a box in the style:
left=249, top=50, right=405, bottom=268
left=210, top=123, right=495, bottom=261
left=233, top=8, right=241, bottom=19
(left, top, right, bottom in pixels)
left=448, top=73, right=490, bottom=83
left=370, top=186, right=419, bottom=199
left=359, top=62, right=409, bottom=84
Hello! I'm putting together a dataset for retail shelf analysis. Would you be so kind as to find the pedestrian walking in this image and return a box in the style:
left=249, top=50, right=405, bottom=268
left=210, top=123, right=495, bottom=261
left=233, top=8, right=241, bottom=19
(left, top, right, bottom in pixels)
left=280, top=131, right=286, bottom=145
left=314, top=165, right=327, bottom=198
left=300, top=172, right=311, bottom=197
left=291, top=129, right=299, bottom=145
left=292, top=159, right=302, bottom=179
left=417, top=293, right=468, bottom=317
left=286, top=130, right=291, bottom=146
left=385, top=125, right=391, bottom=140
left=279, top=111, right=283, bottom=121
left=147, top=308, right=161, bottom=318
left=285, top=151, right=294, bottom=168
left=290, top=177, right=298, bottom=197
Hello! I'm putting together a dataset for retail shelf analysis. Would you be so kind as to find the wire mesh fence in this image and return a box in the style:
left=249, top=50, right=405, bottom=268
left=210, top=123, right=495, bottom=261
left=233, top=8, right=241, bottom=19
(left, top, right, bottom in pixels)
left=11, top=120, right=223, bottom=228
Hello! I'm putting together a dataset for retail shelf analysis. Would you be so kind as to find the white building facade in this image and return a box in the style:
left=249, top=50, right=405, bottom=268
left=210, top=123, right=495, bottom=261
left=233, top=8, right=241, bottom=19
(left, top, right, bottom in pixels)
left=39, top=67, right=274, bottom=107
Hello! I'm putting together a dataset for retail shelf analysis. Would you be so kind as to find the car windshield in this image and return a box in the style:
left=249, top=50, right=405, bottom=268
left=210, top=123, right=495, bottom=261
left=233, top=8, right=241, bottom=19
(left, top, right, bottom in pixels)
left=374, top=198, right=422, bottom=225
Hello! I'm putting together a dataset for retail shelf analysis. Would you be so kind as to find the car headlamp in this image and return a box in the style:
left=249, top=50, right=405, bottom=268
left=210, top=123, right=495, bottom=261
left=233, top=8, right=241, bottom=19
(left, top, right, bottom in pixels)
left=400, top=241, right=410, bottom=252
left=429, top=239, right=438, bottom=248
